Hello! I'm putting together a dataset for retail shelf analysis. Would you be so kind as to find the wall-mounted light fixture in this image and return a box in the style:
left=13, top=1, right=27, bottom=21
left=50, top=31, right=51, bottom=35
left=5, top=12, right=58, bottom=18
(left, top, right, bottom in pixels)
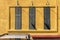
left=16, top=0, right=19, bottom=6
left=46, top=0, right=50, bottom=5
left=31, top=1, right=33, bottom=6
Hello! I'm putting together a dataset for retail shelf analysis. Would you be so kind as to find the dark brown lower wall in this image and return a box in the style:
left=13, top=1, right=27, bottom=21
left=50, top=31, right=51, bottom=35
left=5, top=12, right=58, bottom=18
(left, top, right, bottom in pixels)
left=33, top=39, right=60, bottom=40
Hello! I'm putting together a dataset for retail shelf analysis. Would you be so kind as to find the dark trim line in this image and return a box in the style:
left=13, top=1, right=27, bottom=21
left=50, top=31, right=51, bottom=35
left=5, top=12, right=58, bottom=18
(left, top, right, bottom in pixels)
left=9, top=7, right=11, bottom=29
left=9, top=6, right=55, bottom=8
left=57, top=6, right=58, bottom=32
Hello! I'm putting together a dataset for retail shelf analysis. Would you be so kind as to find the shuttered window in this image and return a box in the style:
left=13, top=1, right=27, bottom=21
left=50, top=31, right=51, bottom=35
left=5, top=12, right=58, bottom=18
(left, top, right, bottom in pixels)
left=29, top=7, right=36, bottom=29
left=15, top=7, right=22, bottom=29
left=44, top=7, right=50, bottom=30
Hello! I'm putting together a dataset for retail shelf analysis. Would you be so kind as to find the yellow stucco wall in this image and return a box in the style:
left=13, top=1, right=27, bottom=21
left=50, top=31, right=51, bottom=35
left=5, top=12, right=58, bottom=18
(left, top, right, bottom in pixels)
left=0, top=0, right=60, bottom=35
